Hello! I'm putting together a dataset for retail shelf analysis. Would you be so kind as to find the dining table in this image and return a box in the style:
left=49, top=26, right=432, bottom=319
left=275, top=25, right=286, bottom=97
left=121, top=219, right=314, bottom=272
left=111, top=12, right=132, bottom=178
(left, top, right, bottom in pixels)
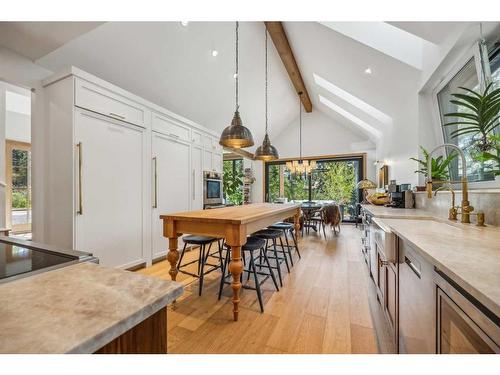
left=160, top=203, right=301, bottom=321
left=300, top=202, right=323, bottom=233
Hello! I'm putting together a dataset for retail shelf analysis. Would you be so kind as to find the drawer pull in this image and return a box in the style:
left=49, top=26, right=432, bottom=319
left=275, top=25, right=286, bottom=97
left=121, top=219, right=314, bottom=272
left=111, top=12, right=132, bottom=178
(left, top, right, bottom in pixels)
left=405, top=256, right=421, bottom=279
left=169, top=133, right=180, bottom=139
left=109, top=112, right=125, bottom=120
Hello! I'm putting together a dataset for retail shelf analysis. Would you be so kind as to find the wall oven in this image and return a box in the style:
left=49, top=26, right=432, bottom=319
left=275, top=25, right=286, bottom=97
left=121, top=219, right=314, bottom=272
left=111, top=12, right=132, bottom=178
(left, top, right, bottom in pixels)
left=203, top=171, right=223, bottom=207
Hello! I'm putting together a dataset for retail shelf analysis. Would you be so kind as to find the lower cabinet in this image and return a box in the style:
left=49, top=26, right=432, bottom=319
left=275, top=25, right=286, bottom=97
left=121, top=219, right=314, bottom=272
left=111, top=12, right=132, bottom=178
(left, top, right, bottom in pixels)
left=435, top=273, right=500, bottom=353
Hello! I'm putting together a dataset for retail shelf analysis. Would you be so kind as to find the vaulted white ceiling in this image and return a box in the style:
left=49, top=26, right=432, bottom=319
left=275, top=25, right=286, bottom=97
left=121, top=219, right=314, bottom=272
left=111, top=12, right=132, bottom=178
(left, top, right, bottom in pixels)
left=0, top=21, right=471, bottom=150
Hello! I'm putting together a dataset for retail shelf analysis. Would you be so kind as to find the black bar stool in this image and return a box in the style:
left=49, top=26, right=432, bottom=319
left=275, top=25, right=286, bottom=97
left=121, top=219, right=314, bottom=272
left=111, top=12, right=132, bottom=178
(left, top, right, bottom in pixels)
left=218, top=236, right=279, bottom=313
left=268, top=222, right=301, bottom=264
left=177, top=235, right=223, bottom=296
left=252, top=229, right=290, bottom=287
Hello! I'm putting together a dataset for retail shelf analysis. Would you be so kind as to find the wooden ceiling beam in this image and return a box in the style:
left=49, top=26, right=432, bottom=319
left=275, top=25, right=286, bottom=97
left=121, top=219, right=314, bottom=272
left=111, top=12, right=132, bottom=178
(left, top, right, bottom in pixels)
left=223, top=147, right=255, bottom=160
left=265, top=21, right=312, bottom=112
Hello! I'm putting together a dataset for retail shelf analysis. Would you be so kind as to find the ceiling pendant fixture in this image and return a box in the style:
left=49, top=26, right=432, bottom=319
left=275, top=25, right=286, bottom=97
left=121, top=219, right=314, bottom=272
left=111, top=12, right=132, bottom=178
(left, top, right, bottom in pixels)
left=219, top=21, right=254, bottom=149
left=255, top=28, right=279, bottom=161
left=286, top=92, right=316, bottom=176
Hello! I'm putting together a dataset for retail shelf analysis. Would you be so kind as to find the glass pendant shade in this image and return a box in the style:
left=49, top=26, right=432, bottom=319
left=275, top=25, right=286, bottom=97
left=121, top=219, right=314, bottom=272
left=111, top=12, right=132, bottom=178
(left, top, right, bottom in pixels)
left=219, top=110, right=254, bottom=148
left=255, top=134, right=279, bottom=160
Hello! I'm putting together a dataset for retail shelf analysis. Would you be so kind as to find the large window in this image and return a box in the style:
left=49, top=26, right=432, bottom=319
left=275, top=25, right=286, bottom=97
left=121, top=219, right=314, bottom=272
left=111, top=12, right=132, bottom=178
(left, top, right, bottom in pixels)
left=265, top=155, right=364, bottom=221
left=436, top=42, right=499, bottom=183
left=223, top=158, right=244, bottom=205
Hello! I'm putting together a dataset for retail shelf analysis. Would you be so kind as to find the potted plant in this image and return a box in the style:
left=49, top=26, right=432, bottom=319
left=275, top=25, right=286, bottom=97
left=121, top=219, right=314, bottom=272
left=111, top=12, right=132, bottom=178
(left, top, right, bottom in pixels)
left=443, top=83, right=500, bottom=153
left=410, top=146, right=458, bottom=190
left=474, top=134, right=500, bottom=180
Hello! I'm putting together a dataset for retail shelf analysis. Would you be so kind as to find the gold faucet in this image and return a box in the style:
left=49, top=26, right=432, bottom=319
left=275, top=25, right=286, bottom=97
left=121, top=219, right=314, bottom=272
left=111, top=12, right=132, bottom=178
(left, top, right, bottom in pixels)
left=434, top=185, right=457, bottom=221
left=425, top=143, right=483, bottom=225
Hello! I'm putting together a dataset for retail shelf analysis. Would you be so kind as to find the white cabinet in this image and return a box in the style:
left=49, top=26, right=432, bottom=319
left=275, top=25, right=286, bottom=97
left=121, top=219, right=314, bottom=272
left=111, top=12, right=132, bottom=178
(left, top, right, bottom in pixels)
left=191, top=145, right=203, bottom=211
left=212, top=152, right=223, bottom=173
left=75, top=78, right=145, bottom=127
left=40, top=67, right=222, bottom=268
left=75, top=110, right=145, bottom=267
left=202, top=134, right=223, bottom=173
left=151, top=133, right=191, bottom=260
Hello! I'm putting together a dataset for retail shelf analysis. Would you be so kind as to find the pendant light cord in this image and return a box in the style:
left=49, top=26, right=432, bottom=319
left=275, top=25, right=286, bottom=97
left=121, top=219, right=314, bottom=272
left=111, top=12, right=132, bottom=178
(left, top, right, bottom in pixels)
left=235, top=21, right=239, bottom=112
left=299, top=94, right=302, bottom=161
left=265, top=29, right=268, bottom=135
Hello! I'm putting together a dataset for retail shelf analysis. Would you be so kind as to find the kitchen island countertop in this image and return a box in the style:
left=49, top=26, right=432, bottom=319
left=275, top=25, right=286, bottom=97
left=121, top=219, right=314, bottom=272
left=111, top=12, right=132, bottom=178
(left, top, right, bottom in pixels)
left=0, top=262, right=183, bottom=353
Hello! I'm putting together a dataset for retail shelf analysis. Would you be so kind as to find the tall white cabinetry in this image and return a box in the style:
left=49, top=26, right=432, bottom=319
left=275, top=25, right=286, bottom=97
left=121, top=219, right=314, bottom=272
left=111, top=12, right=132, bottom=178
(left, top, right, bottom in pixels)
left=41, top=67, right=223, bottom=268
left=75, top=109, right=145, bottom=267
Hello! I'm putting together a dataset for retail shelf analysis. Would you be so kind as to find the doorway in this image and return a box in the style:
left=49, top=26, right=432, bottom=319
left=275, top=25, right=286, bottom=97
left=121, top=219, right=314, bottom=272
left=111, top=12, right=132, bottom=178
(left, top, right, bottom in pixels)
left=5, top=140, right=31, bottom=234
left=1, top=81, right=32, bottom=238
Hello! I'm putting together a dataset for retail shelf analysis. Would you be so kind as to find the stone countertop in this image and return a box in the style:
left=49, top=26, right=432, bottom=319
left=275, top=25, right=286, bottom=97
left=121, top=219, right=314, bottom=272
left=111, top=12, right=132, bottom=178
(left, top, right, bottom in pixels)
left=360, top=204, right=435, bottom=219
left=0, top=262, right=183, bottom=353
left=361, top=204, right=500, bottom=317
left=380, top=218, right=500, bottom=317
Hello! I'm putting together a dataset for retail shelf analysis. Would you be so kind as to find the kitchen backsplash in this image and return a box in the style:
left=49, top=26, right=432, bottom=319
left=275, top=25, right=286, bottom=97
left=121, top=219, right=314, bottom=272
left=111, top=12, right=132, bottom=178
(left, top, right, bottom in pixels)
left=414, top=190, right=500, bottom=226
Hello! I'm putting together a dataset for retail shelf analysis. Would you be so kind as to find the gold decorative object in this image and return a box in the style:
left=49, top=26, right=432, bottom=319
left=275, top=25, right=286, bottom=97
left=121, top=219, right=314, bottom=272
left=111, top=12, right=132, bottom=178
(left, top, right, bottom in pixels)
left=357, top=179, right=377, bottom=204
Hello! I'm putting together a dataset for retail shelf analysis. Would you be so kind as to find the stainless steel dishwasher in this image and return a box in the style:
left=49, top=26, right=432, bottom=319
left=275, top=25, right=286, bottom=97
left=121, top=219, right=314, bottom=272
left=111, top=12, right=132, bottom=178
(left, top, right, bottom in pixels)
left=398, top=238, right=436, bottom=353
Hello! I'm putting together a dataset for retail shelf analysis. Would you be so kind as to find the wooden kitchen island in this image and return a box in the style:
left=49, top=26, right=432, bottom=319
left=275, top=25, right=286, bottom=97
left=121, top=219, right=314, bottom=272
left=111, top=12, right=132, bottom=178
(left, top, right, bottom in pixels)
left=161, top=203, right=301, bottom=321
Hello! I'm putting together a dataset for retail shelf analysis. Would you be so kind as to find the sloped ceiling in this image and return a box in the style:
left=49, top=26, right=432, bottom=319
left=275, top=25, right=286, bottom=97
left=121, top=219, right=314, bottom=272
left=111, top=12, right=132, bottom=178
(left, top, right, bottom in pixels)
left=0, top=22, right=104, bottom=60
left=7, top=21, right=466, bottom=150
left=36, top=22, right=298, bottom=147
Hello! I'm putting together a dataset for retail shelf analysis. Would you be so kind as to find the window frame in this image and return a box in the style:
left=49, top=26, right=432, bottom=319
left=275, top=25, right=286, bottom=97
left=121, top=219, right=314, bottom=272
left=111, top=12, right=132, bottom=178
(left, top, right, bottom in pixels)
left=431, top=42, right=500, bottom=189
left=263, top=152, right=366, bottom=222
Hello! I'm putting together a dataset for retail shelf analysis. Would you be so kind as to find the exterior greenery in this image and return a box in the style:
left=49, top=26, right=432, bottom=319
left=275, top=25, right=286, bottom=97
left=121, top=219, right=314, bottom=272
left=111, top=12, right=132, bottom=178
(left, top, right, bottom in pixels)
left=12, top=149, right=30, bottom=209
left=223, top=159, right=244, bottom=205
left=266, top=159, right=361, bottom=221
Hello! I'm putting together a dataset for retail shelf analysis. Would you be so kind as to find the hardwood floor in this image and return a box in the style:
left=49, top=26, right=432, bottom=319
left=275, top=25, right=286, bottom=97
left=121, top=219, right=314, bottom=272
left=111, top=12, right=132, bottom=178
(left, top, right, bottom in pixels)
left=136, top=224, right=393, bottom=354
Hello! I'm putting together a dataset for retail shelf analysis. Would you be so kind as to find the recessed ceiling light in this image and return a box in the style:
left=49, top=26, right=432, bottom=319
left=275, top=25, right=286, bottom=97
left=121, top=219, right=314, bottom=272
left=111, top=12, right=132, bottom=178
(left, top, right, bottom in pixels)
left=364, top=67, right=372, bottom=75
left=180, top=21, right=189, bottom=27
left=211, top=50, right=219, bottom=57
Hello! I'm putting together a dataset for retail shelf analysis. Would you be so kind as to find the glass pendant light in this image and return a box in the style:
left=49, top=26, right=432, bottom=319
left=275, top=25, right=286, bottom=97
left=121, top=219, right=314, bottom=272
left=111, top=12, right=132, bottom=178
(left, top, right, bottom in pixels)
left=219, top=21, right=254, bottom=149
left=286, top=93, right=316, bottom=176
left=255, top=28, right=279, bottom=161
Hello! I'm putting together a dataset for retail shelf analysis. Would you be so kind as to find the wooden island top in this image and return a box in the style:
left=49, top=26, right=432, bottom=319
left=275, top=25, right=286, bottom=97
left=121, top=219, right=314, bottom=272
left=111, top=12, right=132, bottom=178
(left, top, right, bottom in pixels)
left=160, top=203, right=301, bottom=321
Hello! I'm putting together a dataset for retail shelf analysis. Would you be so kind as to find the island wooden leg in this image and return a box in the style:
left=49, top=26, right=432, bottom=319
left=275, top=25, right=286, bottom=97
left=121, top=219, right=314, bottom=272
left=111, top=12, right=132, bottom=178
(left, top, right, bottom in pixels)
left=294, top=209, right=301, bottom=238
left=228, top=245, right=243, bottom=321
left=167, top=237, right=179, bottom=281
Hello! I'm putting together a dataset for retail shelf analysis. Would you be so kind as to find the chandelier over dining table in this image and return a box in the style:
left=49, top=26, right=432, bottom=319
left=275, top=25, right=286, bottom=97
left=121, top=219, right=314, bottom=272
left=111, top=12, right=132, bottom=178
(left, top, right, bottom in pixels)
left=286, top=92, right=317, bottom=175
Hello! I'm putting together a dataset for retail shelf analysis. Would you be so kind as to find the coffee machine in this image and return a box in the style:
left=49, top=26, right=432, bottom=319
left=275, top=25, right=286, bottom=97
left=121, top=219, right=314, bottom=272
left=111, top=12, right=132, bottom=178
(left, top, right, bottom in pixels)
left=388, top=184, right=414, bottom=208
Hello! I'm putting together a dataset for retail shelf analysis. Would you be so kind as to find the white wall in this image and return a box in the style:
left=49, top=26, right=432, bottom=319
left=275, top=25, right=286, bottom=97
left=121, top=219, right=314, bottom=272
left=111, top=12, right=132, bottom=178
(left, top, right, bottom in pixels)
left=0, top=46, right=53, bottom=238
left=252, top=110, right=377, bottom=203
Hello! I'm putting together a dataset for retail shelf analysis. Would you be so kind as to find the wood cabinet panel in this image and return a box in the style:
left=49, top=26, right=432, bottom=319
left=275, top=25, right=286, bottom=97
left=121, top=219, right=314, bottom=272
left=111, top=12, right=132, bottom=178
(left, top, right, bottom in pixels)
left=95, top=307, right=167, bottom=354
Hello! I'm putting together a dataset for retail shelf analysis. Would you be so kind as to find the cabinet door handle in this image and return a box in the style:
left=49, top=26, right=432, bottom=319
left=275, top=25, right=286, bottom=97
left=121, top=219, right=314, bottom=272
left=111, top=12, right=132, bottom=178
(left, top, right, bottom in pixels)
left=109, top=112, right=125, bottom=120
left=405, top=256, right=421, bottom=279
left=76, top=142, right=83, bottom=215
left=152, top=157, right=158, bottom=208
left=192, top=169, right=195, bottom=200
left=168, top=133, right=180, bottom=139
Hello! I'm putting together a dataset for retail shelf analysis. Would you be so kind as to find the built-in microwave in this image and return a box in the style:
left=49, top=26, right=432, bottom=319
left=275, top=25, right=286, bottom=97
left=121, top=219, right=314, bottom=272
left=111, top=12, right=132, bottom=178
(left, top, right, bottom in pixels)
left=203, top=171, right=223, bottom=207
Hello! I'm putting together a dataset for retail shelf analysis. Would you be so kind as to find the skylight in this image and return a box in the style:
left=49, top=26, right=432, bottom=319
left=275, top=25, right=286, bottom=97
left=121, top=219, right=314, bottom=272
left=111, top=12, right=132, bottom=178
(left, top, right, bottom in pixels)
left=318, top=95, right=382, bottom=139
left=313, top=73, right=392, bottom=126
left=319, top=22, right=433, bottom=70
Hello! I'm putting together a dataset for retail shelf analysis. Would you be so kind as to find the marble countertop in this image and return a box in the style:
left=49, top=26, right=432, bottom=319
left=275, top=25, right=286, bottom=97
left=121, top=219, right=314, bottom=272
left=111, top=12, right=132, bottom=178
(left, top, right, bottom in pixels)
left=361, top=204, right=500, bottom=317
left=0, top=262, right=183, bottom=353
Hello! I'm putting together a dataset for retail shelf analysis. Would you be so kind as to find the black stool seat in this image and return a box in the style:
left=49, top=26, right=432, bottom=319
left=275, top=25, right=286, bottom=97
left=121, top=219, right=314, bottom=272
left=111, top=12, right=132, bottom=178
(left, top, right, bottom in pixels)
left=182, top=235, right=217, bottom=245
left=268, top=222, right=294, bottom=230
left=252, top=229, right=282, bottom=239
left=242, top=236, right=266, bottom=251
